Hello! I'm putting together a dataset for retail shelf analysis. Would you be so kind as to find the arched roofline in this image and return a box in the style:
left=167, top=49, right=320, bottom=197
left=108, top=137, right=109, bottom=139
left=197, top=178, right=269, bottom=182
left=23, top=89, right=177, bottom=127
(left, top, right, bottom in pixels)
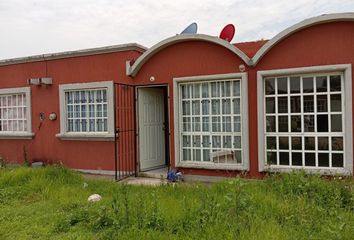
left=251, top=12, right=354, bottom=66
left=126, top=34, right=250, bottom=77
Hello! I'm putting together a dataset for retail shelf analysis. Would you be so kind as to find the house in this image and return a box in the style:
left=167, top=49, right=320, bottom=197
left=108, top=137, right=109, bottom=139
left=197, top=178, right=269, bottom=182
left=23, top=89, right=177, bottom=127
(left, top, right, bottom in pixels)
left=0, top=13, right=353, bottom=180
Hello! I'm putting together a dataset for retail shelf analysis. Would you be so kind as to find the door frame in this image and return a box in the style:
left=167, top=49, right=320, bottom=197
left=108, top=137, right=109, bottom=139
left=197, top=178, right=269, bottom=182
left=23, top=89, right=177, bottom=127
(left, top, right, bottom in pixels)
left=135, top=84, right=171, bottom=172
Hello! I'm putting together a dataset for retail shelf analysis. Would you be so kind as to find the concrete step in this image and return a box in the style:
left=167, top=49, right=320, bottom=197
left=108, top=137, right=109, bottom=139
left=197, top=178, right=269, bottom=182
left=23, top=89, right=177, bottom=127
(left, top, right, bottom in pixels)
left=138, top=168, right=168, bottom=179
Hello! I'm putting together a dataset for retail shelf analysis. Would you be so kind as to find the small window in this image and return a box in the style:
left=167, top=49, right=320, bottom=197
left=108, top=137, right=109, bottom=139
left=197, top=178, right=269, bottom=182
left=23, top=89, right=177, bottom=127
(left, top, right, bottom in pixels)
left=65, top=89, right=108, bottom=133
left=0, top=87, right=33, bottom=138
left=57, top=81, right=114, bottom=140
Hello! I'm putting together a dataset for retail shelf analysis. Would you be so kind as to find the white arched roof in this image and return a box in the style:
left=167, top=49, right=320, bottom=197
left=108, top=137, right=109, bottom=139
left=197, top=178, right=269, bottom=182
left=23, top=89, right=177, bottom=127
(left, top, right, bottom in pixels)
left=251, top=12, right=354, bottom=66
left=126, top=34, right=250, bottom=77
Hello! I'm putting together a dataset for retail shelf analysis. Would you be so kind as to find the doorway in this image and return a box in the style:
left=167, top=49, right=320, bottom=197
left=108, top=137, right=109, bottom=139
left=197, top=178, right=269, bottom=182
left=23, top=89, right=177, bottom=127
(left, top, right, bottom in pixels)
left=137, top=86, right=169, bottom=171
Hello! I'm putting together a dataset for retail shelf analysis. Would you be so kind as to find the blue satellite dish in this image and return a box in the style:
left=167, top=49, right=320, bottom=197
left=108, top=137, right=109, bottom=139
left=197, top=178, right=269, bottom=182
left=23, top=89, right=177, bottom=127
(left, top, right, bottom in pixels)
left=180, top=23, right=198, bottom=34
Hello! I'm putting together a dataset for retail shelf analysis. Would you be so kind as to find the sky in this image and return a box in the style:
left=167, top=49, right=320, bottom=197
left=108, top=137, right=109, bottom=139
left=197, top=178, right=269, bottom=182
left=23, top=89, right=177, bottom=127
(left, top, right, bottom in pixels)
left=0, top=0, right=353, bottom=60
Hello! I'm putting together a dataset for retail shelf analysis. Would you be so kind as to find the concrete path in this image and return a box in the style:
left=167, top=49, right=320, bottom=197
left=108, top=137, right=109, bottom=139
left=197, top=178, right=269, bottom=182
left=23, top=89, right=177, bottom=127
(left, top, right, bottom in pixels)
left=82, top=173, right=168, bottom=186
left=120, top=176, right=167, bottom=186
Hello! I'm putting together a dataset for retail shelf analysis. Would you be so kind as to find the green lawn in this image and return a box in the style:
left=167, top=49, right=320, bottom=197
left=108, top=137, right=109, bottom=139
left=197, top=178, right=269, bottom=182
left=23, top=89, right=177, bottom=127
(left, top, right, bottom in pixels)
left=0, top=166, right=353, bottom=240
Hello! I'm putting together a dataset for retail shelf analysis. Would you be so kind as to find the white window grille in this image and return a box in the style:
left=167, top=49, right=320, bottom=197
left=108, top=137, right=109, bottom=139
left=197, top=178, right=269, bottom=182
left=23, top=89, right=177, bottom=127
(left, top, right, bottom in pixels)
left=264, top=73, right=345, bottom=169
left=65, top=89, right=108, bottom=133
left=179, top=79, right=243, bottom=165
left=0, top=87, right=32, bottom=138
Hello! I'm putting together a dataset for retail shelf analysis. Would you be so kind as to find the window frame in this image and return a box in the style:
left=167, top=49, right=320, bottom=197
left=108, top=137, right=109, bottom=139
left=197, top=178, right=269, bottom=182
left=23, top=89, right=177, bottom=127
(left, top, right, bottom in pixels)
left=257, top=64, right=353, bottom=175
left=57, top=81, right=114, bottom=141
left=0, top=86, right=33, bottom=139
left=174, top=73, right=249, bottom=170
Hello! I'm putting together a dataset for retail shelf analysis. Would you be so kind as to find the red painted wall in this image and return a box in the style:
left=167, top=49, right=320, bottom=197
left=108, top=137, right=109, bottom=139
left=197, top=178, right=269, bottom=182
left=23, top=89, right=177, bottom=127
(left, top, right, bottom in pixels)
left=253, top=21, right=354, bottom=175
left=132, top=21, right=354, bottom=177
left=0, top=50, right=140, bottom=171
left=1, top=21, right=353, bottom=177
left=132, top=41, right=249, bottom=177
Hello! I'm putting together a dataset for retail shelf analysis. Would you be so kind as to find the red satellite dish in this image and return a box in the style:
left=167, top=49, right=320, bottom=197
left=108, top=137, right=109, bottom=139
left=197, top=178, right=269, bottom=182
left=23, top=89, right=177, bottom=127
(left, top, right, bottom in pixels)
left=219, top=24, right=235, bottom=42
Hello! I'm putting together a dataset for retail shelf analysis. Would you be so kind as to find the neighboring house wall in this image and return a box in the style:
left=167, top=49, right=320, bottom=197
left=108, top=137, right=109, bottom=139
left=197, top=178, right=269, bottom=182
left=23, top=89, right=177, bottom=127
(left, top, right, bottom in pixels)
left=0, top=50, right=141, bottom=171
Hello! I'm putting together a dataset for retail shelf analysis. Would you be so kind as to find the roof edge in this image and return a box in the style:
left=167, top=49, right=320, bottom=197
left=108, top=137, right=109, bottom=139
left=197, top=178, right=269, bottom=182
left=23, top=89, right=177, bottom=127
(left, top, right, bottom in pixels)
left=251, top=12, right=354, bottom=66
left=0, top=43, right=147, bottom=67
left=127, top=34, right=251, bottom=77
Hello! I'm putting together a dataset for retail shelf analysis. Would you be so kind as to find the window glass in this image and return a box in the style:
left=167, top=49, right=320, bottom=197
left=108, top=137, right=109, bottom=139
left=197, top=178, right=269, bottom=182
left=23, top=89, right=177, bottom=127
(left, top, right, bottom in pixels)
left=318, top=137, right=329, bottom=150
left=233, top=99, right=240, bottom=114
left=305, top=153, right=315, bottom=166
left=279, top=152, right=289, bottom=165
left=331, top=115, right=342, bottom=132
left=332, top=137, right=343, bottom=150
left=279, top=137, right=288, bottom=150
left=267, top=152, right=277, bottom=165
left=233, top=81, right=240, bottom=96
left=303, top=96, right=314, bottom=112
left=267, top=137, right=276, bottom=149
left=202, top=83, right=209, bottom=98
left=201, top=100, right=209, bottom=115
left=290, top=96, right=301, bottom=113
left=332, top=154, right=343, bottom=167
left=266, top=98, right=275, bottom=113
left=292, top=153, right=302, bottom=166
left=318, top=153, right=329, bottom=167
left=193, top=84, right=200, bottom=98
left=317, top=95, right=327, bottom=112
left=330, top=95, right=341, bottom=112
left=266, top=116, right=276, bottom=132
left=278, top=116, right=288, bottom=132
left=303, top=77, right=314, bottom=93
left=291, top=137, right=302, bottom=150
left=330, top=75, right=341, bottom=92
left=316, top=76, right=327, bottom=92
left=211, top=82, right=220, bottom=97
left=291, top=116, right=301, bottom=132
left=234, top=136, right=241, bottom=149
left=265, top=78, right=275, bottom=95
left=290, top=76, right=300, bottom=93
left=277, top=77, right=287, bottom=94
left=317, top=115, right=328, bottom=132
left=278, top=97, right=288, bottom=113
left=222, top=82, right=231, bottom=97
left=304, top=115, right=314, bottom=132
left=305, top=137, right=315, bottom=150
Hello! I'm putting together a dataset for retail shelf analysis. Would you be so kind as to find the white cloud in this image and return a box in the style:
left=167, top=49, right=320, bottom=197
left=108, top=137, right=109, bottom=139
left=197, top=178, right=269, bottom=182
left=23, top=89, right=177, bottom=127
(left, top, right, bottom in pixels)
left=0, top=0, right=353, bottom=59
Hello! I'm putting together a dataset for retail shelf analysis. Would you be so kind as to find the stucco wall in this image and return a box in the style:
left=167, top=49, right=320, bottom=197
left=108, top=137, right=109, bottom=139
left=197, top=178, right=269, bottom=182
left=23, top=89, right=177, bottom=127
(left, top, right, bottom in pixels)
left=0, top=50, right=140, bottom=171
left=1, top=20, right=354, bottom=177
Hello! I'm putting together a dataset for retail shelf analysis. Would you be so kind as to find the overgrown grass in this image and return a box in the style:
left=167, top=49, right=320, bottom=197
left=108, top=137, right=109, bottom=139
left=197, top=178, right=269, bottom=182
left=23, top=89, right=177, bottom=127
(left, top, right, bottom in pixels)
left=0, top=166, right=353, bottom=239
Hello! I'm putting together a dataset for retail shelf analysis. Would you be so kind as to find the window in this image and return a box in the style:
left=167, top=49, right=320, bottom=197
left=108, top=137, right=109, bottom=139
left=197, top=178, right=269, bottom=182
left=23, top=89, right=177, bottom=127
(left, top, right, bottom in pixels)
left=258, top=65, right=353, bottom=175
left=57, top=81, right=114, bottom=140
left=0, top=87, right=33, bottom=139
left=174, top=73, right=249, bottom=170
left=65, top=89, right=108, bottom=132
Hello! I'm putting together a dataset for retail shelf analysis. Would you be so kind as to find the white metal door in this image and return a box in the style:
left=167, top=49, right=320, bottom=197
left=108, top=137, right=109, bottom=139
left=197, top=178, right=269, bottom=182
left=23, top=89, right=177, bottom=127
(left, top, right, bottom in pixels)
left=138, top=88, right=166, bottom=170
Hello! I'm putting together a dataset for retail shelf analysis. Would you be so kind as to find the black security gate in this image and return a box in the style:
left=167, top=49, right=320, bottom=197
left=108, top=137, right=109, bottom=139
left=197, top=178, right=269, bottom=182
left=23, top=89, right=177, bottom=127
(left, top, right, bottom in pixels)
left=114, top=83, right=137, bottom=181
